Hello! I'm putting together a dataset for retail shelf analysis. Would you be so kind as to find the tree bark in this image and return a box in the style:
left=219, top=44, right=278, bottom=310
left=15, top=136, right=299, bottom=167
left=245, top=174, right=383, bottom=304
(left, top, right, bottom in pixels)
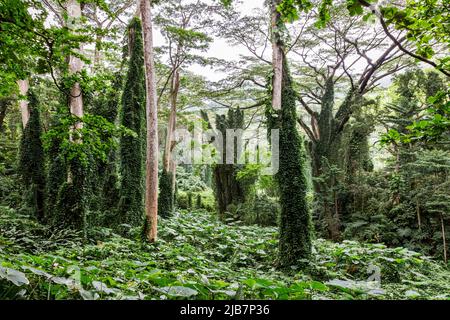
left=0, top=99, right=9, bottom=132
left=441, top=214, right=447, bottom=264
left=67, top=0, right=84, bottom=135
left=141, top=0, right=159, bottom=243
left=163, top=69, right=180, bottom=172
left=17, top=79, right=30, bottom=128
left=271, top=0, right=282, bottom=111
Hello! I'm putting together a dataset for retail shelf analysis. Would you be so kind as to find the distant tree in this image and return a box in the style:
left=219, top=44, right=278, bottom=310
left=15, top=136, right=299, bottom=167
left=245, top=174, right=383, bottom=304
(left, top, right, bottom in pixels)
left=154, top=0, right=215, bottom=217
left=213, top=108, right=247, bottom=218
left=19, top=91, right=46, bottom=222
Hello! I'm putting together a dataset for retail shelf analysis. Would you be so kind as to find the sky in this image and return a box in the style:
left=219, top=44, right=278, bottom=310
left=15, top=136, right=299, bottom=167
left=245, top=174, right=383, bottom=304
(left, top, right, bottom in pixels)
left=153, top=0, right=266, bottom=81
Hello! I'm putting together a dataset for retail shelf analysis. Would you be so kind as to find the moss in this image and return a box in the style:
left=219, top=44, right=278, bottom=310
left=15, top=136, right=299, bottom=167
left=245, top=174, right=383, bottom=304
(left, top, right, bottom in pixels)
left=159, top=169, right=174, bottom=218
left=118, top=18, right=146, bottom=226
left=213, top=108, right=246, bottom=218
left=18, top=91, right=46, bottom=222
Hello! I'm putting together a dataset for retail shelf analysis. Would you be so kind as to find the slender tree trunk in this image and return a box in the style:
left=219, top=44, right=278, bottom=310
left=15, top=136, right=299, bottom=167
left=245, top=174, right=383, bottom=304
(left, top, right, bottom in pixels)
left=17, top=79, right=30, bottom=128
left=441, top=214, right=447, bottom=264
left=416, top=198, right=422, bottom=230
left=163, top=69, right=180, bottom=172
left=271, top=0, right=282, bottom=111
left=140, top=0, right=159, bottom=242
left=93, top=34, right=103, bottom=69
left=67, top=0, right=84, bottom=129
left=66, top=0, right=84, bottom=187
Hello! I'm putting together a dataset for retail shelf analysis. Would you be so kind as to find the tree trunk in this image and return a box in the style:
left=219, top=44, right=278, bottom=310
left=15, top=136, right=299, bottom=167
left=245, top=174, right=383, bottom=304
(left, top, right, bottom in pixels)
left=140, top=0, right=159, bottom=243
left=271, top=0, right=282, bottom=111
left=310, top=78, right=342, bottom=241
left=269, top=1, right=312, bottom=268
left=163, top=69, right=180, bottom=172
left=441, top=214, right=447, bottom=264
left=93, top=34, right=103, bottom=69
left=17, top=79, right=30, bottom=128
left=0, top=98, right=11, bottom=132
left=67, top=0, right=84, bottom=134
left=416, top=198, right=422, bottom=230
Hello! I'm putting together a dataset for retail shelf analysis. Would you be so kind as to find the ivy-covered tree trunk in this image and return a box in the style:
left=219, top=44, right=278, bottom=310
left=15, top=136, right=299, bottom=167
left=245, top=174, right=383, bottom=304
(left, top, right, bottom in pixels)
left=19, top=91, right=46, bottom=222
left=0, top=98, right=12, bottom=132
left=49, top=0, right=89, bottom=233
left=267, top=0, right=312, bottom=268
left=118, top=18, right=146, bottom=226
left=213, top=108, right=246, bottom=219
left=310, top=78, right=343, bottom=241
left=267, top=58, right=313, bottom=268
left=90, top=72, right=123, bottom=224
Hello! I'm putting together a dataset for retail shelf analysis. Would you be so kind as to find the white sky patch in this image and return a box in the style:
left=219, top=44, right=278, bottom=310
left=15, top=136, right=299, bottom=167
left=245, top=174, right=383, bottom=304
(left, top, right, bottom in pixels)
left=153, top=0, right=266, bottom=82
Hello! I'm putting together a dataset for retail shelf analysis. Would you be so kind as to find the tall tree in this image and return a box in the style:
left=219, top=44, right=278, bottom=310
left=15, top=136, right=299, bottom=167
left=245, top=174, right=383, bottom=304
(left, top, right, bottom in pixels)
left=267, top=0, right=312, bottom=268
left=118, top=18, right=146, bottom=226
left=155, top=0, right=214, bottom=217
left=19, top=90, right=46, bottom=222
left=291, top=8, right=409, bottom=240
left=140, top=0, right=159, bottom=242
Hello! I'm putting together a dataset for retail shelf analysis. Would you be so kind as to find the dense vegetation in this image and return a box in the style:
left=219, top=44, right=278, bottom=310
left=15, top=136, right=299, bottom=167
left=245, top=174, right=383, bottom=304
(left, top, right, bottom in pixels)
left=0, top=0, right=449, bottom=301
left=1, top=208, right=449, bottom=300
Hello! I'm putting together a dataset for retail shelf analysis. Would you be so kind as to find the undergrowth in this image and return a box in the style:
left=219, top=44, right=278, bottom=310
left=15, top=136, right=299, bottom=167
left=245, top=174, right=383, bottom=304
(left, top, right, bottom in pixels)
left=0, top=206, right=449, bottom=300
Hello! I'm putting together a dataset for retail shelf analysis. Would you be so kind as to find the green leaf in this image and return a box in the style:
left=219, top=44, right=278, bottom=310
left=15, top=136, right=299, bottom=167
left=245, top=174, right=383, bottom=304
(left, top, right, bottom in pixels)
left=0, top=266, right=30, bottom=286
left=157, top=286, right=198, bottom=298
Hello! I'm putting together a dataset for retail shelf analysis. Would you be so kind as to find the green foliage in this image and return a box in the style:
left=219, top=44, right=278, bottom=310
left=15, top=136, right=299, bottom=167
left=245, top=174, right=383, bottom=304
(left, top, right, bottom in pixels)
left=44, top=113, right=133, bottom=168
left=18, top=91, right=46, bottom=221
left=0, top=208, right=449, bottom=300
left=53, top=157, right=90, bottom=233
left=380, top=0, right=450, bottom=73
left=380, top=70, right=448, bottom=146
left=159, top=169, right=175, bottom=218
left=342, top=149, right=450, bottom=262
left=266, top=59, right=313, bottom=268
left=0, top=112, right=21, bottom=208
left=177, top=190, right=215, bottom=212
left=234, top=163, right=280, bottom=227
left=176, top=166, right=208, bottom=192
left=382, top=89, right=450, bottom=145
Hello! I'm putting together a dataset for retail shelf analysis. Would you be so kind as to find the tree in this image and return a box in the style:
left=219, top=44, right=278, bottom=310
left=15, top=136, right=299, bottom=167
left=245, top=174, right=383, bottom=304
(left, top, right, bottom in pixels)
left=140, top=0, right=159, bottom=243
left=154, top=0, right=215, bottom=217
left=267, top=0, right=312, bottom=268
left=82, top=0, right=136, bottom=69
left=118, top=18, right=146, bottom=226
left=17, top=80, right=30, bottom=127
left=213, top=108, right=247, bottom=218
left=274, top=0, right=450, bottom=77
left=291, top=6, right=410, bottom=240
left=19, top=90, right=46, bottom=222
left=66, top=0, right=85, bottom=139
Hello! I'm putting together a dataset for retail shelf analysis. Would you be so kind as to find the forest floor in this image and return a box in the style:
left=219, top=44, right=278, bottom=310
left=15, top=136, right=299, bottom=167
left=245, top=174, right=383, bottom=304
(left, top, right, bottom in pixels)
left=1, top=206, right=449, bottom=300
